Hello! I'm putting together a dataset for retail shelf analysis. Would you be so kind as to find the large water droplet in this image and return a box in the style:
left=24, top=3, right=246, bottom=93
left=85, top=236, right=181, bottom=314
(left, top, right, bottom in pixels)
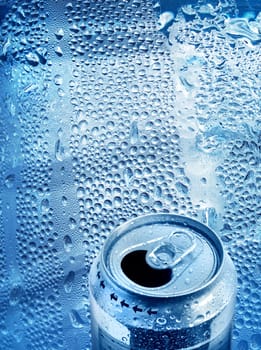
left=64, top=271, right=75, bottom=293
left=69, top=310, right=85, bottom=328
left=26, top=52, right=39, bottom=66
left=130, top=121, right=139, bottom=144
left=9, top=285, right=23, bottom=306
left=124, top=167, right=133, bottom=185
left=5, top=174, right=15, bottom=188
left=69, top=218, right=77, bottom=230
left=54, top=74, right=63, bottom=85
left=63, top=235, right=73, bottom=252
left=55, top=28, right=65, bottom=40
left=158, top=11, right=174, bottom=30
left=55, top=139, right=65, bottom=162
left=41, top=198, right=50, bottom=213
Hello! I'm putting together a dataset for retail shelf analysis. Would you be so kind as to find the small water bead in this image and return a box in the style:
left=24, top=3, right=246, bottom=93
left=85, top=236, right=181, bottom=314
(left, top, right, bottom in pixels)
left=190, top=314, right=205, bottom=327
left=156, top=317, right=167, bottom=326
left=61, top=196, right=68, bottom=207
left=54, top=74, right=63, bottom=85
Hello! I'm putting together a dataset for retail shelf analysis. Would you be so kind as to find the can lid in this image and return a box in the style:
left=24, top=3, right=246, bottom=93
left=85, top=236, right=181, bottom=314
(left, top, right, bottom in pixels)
left=103, top=214, right=224, bottom=297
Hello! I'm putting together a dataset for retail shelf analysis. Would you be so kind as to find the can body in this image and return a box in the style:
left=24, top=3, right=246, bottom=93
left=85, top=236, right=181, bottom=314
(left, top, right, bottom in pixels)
left=89, top=214, right=237, bottom=350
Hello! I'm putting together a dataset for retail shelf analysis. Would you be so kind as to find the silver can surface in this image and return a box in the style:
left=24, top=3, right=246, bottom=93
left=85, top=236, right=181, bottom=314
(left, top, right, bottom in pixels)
left=89, top=214, right=237, bottom=350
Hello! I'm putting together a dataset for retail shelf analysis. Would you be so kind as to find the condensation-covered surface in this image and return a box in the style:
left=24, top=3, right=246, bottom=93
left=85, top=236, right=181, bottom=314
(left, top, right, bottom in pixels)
left=0, top=0, right=260, bottom=349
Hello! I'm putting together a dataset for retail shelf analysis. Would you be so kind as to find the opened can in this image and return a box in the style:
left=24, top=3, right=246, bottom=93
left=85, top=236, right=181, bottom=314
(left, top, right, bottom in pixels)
left=89, top=214, right=237, bottom=349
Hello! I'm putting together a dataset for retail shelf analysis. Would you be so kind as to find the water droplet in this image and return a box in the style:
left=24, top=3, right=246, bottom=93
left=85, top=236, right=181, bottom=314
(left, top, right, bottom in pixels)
left=69, top=310, right=85, bottom=328
left=62, top=196, right=68, bottom=206
left=26, top=52, right=39, bottom=66
left=156, top=317, right=167, bottom=326
left=237, top=340, right=249, bottom=350
left=130, top=121, right=139, bottom=144
left=80, top=135, right=88, bottom=145
left=55, top=46, right=63, bottom=56
left=36, top=47, right=47, bottom=64
left=57, top=88, right=65, bottom=97
left=78, top=120, right=88, bottom=132
left=64, top=271, right=75, bottom=293
left=55, top=28, right=64, bottom=40
left=41, top=198, right=50, bottom=213
left=55, top=138, right=65, bottom=162
left=201, top=330, right=210, bottom=341
left=176, top=182, right=189, bottom=195
left=9, top=285, right=23, bottom=306
left=250, top=334, right=261, bottom=349
left=69, top=218, right=77, bottom=230
left=63, top=235, right=73, bottom=252
left=192, top=314, right=205, bottom=326
left=76, top=187, right=85, bottom=199
left=5, top=174, right=15, bottom=188
left=54, top=74, right=63, bottom=85
left=2, top=36, right=11, bottom=56
left=181, top=5, right=197, bottom=17
left=140, top=192, right=150, bottom=203
left=158, top=11, right=174, bottom=30
left=113, top=196, right=122, bottom=208
left=185, top=278, right=190, bottom=285
left=225, top=18, right=261, bottom=45
left=124, top=167, right=133, bottom=185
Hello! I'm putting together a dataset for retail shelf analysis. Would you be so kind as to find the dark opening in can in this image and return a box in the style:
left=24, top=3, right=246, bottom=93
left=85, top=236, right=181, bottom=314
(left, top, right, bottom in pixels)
left=121, top=250, right=173, bottom=288
left=89, top=214, right=237, bottom=350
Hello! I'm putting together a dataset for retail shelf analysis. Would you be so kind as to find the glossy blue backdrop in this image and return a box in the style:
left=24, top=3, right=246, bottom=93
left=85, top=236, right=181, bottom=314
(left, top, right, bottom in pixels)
left=0, top=0, right=260, bottom=349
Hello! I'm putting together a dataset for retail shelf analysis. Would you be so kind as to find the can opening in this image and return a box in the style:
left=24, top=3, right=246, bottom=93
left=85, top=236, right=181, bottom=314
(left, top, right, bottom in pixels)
left=121, top=250, right=172, bottom=288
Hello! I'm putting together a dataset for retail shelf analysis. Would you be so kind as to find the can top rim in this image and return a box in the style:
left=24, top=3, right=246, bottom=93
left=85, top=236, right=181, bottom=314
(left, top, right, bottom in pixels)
left=101, top=213, right=224, bottom=298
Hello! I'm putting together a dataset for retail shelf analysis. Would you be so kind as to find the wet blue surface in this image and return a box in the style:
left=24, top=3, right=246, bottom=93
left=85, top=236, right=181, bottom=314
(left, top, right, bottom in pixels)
left=0, top=1, right=260, bottom=349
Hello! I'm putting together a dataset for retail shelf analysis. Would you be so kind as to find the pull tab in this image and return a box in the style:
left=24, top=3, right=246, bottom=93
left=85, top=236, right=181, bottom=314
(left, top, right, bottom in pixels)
left=146, top=231, right=197, bottom=270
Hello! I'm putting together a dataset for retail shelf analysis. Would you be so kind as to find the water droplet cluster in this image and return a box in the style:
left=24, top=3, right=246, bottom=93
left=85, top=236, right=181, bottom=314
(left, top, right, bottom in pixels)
left=64, top=0, right=164, bottom=57
left=0, top=1, right=48, bottom=66
left=69, top=57, right=196, bottom=264
left=166, top=4, right=261, bottom=347
left=216, top=140, right=261, bottom=342
left=0, top=0, right=260, bottom=349
left=217, top=140, right=260, bottom=243
left=0, top=1, right=64, bottom=349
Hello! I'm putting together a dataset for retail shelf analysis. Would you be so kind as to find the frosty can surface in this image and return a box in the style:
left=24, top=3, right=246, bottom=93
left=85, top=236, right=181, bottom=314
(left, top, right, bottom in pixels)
left=89, top=214, right=237, bottom=349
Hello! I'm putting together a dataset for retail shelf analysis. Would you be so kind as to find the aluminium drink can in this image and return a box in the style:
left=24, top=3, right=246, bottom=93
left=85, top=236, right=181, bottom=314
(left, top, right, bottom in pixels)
left=89, top=214, right=237, bottom=350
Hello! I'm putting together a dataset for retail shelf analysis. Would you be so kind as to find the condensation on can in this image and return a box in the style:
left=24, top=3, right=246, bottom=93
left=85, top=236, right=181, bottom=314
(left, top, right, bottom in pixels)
left=89, top=214, right=237, bottom=350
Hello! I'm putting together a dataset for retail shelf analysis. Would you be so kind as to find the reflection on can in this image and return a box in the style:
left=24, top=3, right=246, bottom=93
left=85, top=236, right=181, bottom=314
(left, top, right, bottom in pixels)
left=89, top=214, right=237, bottom=349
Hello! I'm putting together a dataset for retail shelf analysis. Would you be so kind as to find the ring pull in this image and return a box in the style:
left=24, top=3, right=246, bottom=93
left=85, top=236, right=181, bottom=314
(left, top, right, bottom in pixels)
left=146, top=231, right=197, bottom=270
